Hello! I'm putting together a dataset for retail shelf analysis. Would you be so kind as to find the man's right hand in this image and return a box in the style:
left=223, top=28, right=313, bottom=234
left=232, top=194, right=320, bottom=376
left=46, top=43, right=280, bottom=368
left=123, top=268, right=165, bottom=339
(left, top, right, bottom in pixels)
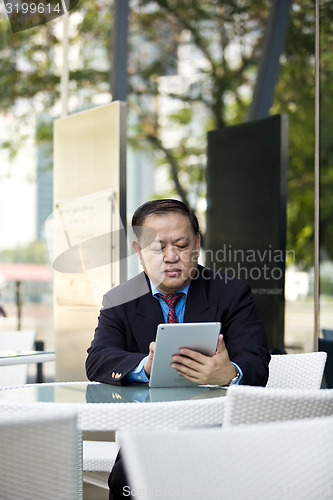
left=144, top=341, right=156, bottom=377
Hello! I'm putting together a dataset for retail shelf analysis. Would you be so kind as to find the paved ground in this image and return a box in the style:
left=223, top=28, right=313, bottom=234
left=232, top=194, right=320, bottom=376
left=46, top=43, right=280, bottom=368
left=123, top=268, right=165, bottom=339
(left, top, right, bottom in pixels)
left=83, top=475, right=109, bottom=500
left=285, top=297, right=333, bottom=352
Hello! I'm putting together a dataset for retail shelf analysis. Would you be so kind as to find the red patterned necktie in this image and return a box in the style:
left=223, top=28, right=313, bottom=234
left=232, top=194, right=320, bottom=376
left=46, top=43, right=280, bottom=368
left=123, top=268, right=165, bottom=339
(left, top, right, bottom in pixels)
left=156, top=293, right=184, bottom=323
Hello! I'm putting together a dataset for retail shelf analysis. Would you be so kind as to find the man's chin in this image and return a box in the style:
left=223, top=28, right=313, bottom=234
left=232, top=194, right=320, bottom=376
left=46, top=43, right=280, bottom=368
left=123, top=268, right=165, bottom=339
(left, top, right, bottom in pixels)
left=157, top=276, right=189, bottom=294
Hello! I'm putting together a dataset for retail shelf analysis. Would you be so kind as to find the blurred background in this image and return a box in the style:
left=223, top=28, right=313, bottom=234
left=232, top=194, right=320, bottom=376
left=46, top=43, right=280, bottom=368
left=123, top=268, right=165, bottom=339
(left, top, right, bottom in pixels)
left=0, top=0, right=332, bottom=382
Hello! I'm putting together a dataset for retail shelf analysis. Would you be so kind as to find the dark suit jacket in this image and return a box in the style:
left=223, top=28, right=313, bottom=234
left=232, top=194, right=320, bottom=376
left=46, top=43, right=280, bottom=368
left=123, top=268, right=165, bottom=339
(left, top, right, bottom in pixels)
left=86, top=265, right=270, bottom=386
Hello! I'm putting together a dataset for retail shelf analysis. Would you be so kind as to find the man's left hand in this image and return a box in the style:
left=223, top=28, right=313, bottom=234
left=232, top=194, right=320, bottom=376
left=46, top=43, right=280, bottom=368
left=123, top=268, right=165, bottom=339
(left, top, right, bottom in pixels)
left=171, top=334, right=237, bottom=385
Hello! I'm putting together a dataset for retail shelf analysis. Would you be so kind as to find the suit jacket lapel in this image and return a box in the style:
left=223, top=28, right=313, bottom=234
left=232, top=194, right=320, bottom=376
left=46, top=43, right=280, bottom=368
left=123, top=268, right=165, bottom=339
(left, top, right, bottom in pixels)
left=131, top=274, right=164, bottom=351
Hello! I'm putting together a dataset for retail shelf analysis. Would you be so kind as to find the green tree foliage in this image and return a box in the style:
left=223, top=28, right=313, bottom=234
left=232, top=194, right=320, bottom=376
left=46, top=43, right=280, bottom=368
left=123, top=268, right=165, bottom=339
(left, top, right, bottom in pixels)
left=272, top=0, right=333, bottom=267
left=272, top=1, right=317, bottom=268
left=0, top=240, right=48, bottom=263
left=0, top=0, right=332, bottom=268
left=127, top=0, right=271, bottom=221
left=319, top=0, right=333, bottom=265
left=0, top=19, right=59, bottom=108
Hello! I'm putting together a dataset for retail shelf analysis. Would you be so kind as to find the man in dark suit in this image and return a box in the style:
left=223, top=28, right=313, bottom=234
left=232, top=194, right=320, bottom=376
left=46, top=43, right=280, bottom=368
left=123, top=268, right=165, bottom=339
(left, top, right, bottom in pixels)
left=86, top=198, right=270, bottom=498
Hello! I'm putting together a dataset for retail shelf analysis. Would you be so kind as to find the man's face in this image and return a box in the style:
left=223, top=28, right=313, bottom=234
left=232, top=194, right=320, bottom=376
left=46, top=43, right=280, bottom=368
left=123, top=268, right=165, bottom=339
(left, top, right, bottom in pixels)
left=133, top=213, right=200, bottom=295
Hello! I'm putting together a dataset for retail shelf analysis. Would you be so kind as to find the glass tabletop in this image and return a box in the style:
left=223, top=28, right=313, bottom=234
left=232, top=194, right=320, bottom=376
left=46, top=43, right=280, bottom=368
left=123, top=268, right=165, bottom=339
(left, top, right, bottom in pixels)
left=0, top=350, right=55, bottom=359
left=0, top=382, right=227, bottom=404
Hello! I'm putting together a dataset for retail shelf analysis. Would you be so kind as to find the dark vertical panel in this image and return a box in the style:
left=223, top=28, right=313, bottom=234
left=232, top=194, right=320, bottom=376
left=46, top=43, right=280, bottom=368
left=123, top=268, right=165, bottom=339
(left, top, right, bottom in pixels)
left=248, top=0, right=292, bottom=121
left=206, top=115, right=288, bottom=351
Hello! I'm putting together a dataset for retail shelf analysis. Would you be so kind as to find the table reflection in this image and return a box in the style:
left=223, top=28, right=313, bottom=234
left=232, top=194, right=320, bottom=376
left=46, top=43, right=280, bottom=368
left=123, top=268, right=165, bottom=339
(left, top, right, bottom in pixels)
left=0, top=382, right=227, bottom=404
left=85, top=383, right=227, bottom=403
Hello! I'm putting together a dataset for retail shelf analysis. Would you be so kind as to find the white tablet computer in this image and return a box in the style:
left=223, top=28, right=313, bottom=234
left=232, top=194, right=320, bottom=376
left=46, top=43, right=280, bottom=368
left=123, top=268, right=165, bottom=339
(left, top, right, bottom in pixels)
left=149, top=322, right=221, bottom=388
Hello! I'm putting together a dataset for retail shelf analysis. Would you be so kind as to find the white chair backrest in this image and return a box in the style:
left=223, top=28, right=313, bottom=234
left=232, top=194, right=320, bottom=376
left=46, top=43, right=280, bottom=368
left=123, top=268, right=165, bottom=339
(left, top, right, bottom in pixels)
left=0, top=330, right=36, bottom=386
left=223, top=384, right=333, bottom=426
left=266, top=351, right=327, bottom=389
left=0, top=409, right=82, bottom=500
left=121, top=416, right=333, bottom=500
left=82, top=440, right=118, bottom=472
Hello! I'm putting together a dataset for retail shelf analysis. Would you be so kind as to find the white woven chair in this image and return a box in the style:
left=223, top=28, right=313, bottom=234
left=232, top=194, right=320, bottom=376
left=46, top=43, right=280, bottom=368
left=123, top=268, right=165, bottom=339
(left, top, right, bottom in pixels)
left=120, top=416, right=333, bottom=500
left=82, top=388, right=226, bottom=483
left=83, top=440, right=119, bottom=472
left=223, top=384, right=333, bottom=426
left=82, top=439, right=119, bottom=491
left=0, top=409, right=82, bottom=500
left=0, top=330, right=36, bottom=386
left=266, top=351, right=327, bottom=388
left=0, top=382, right=226, bottom=489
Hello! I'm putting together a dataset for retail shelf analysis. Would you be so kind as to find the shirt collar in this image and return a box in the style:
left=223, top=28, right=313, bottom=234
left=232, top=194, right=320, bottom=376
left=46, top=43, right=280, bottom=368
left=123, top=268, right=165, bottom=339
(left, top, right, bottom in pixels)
left=150, top=280, right=190, bottom=297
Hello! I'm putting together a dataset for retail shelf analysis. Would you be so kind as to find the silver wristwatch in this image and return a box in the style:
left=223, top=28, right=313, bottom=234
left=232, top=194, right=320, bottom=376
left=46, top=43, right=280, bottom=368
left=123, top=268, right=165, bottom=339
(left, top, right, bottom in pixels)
left=229, top=369, right=240, bottom=385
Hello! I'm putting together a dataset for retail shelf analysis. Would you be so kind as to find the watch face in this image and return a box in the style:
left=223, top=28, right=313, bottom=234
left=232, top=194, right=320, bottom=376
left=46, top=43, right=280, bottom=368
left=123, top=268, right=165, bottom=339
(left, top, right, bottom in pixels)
left=230, top=373, right=240, bottom=385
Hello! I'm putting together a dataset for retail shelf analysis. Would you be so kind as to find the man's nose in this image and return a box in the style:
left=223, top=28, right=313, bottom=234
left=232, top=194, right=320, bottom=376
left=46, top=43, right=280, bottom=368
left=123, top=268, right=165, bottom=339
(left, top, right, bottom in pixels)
left=163, top=246, right=179, bottom=261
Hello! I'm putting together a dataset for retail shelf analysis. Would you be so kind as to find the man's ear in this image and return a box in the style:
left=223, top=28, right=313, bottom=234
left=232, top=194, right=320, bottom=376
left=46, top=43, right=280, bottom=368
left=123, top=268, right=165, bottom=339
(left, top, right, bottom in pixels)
left=195, top=232, right=201, bottom=256
left=132, top=240, right=142, bottom=262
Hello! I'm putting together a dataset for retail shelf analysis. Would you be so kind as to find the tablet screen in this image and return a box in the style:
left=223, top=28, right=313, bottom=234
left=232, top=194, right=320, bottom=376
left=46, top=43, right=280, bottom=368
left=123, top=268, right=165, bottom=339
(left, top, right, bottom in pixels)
left=149, top=322, right=221, bottom=388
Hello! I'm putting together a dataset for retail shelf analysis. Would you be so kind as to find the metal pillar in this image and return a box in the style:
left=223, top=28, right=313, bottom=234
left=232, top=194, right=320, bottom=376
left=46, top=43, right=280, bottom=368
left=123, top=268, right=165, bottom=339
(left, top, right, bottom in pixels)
left=248, top=0, right=292, bottom=121
left=15, top=280, right=22, bottom=330
left=313, top=0, right=320, bottom=351
left=111, top=0, right=129, bottom=101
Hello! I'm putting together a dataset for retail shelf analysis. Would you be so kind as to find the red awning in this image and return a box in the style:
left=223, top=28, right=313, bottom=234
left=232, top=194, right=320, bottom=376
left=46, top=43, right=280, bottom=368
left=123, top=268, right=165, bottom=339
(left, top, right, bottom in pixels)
left=0, top=263, right=52, bottom=282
